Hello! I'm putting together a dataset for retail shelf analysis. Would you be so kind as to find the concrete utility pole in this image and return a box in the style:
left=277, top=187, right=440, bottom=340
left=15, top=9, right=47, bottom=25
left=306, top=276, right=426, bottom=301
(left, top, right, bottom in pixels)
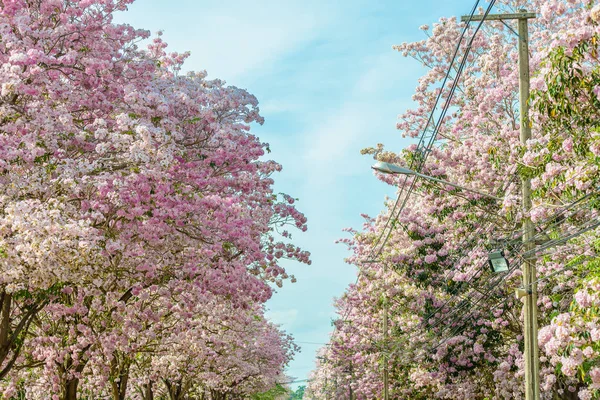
left=460, top=10, right=538, bottom=400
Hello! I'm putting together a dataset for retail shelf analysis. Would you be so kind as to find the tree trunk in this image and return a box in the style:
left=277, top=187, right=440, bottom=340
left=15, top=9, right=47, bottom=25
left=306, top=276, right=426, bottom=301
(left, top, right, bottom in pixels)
left=554, top=381, right=585, bottom=400
left=59, top=353, right=88, bottom=400
left=110, top=357, right=130, bottom=400
left=62, top=378, right=79, bottom=400
left=0, top=290, right=12, bottom=378
left=210, top=390, right=227, bottom=400
left=164, top=379, right=194, bottom=400
left=165, top=379, right=180, bottom=400
left=0, top=290, right=46, bottom=379
left=0, top=291, right=10, bottom=358
left=143, top=382, right=154, bottom=400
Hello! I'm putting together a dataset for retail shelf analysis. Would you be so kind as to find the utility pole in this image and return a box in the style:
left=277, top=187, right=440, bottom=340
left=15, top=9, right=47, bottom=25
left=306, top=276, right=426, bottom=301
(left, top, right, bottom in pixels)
left=461, top=10, right=538, bottom=400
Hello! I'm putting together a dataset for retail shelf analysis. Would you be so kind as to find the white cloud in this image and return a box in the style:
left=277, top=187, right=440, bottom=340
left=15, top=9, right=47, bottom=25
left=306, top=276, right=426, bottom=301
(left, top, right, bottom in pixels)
left=119, top=0, right=335, bottom=82
left=303, top=102, right=368, bottom=178
left=266, top=308, right=299, bottom=329
left=299, top=68, right=409, bottom=186
left=259, top=99, right=297, bottom=115
left=355, top=50, right=420, bottom=95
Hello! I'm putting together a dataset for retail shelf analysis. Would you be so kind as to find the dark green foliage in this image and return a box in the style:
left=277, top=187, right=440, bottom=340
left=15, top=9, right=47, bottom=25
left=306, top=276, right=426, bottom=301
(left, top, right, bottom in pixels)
left=288, top=385, right=305, bottom=399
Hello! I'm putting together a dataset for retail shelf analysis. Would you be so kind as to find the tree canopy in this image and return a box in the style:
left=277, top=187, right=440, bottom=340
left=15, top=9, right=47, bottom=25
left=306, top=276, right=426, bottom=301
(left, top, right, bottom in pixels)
left=308, top=1, right=600, bottom=399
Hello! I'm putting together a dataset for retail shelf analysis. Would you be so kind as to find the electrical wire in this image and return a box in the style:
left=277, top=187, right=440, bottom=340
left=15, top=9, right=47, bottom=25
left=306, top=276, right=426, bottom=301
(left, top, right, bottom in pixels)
left=423, top=187, right=600, bottom=328
left=349, top=0, right=501, bottom=330
left=363, top=0, right=489, bottom=264
left=430, top=216, right=600, bottom=351
left=332, top=0, right=488, bottom=337
left=380, top=184, right=600, bottom=359
left=326, top=0, right=600, bottom=370
left=400, top=207, right=598, bottom=350
left=386, top=1, right=599, bottom=337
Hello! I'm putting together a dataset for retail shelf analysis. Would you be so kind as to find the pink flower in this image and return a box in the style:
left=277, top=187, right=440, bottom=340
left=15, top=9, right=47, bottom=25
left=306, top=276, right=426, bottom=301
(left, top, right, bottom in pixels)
left=591, top=5, right=600, bottom=22
left=473, top=343, right=484, bottom=354
left=562, top=137, right=573, bottom=153
left=590, top=367, right=600, bottom=385
left=538, top=325, right=554, bottom=346
left=561, top=357, right=578, bottom=377
left=424, top=254, right=438, bottom=264
left=575, top=290, right=592, bottom=308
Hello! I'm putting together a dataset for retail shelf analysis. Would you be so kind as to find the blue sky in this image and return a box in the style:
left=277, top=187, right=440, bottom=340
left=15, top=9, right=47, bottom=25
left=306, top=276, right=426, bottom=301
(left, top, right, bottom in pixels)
left=115, top=0, right=476, bottom=388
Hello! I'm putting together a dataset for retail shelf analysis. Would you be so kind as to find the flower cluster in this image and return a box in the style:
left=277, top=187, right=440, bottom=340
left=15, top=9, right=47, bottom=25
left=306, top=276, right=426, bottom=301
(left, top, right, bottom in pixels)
left=308, top=1, right=600, bottom=399
left=0, top=1, right=309, bottom=399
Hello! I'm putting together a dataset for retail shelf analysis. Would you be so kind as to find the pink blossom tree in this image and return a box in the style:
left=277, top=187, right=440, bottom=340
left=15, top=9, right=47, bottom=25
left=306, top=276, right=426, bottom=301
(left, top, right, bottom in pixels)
left=0, top=1, right=309, bottom=399
left=310, top=1, right=600, bottom=399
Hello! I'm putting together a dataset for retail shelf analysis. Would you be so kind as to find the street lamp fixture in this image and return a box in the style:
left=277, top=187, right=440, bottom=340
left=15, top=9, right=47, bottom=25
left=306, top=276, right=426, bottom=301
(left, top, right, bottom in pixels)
left=371, top=161, right=502, bottom=201
left=488, top=250, right=509, bottom=273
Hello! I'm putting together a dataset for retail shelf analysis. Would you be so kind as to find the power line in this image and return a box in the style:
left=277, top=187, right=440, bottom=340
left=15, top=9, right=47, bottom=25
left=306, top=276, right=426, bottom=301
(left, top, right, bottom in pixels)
left=387, top=187, right=600, bottom=352
left=321, top=0, right=600, bottom=389
left=430, top=214, right=600, bottom=351
left=295, top=341, right=329, bottom=345
left=419, top=187, right=600, bottom=333
left=276, top=378, right=312, bottom=384
left=360, top=0, right=502, bottom=319
left=325, top=10, right=508, bottom=396
left=333, top=0, right=490, bottom=336
left=378, top=1, right=597, bottom=341
left=365, top=0, right=489, bottom=264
